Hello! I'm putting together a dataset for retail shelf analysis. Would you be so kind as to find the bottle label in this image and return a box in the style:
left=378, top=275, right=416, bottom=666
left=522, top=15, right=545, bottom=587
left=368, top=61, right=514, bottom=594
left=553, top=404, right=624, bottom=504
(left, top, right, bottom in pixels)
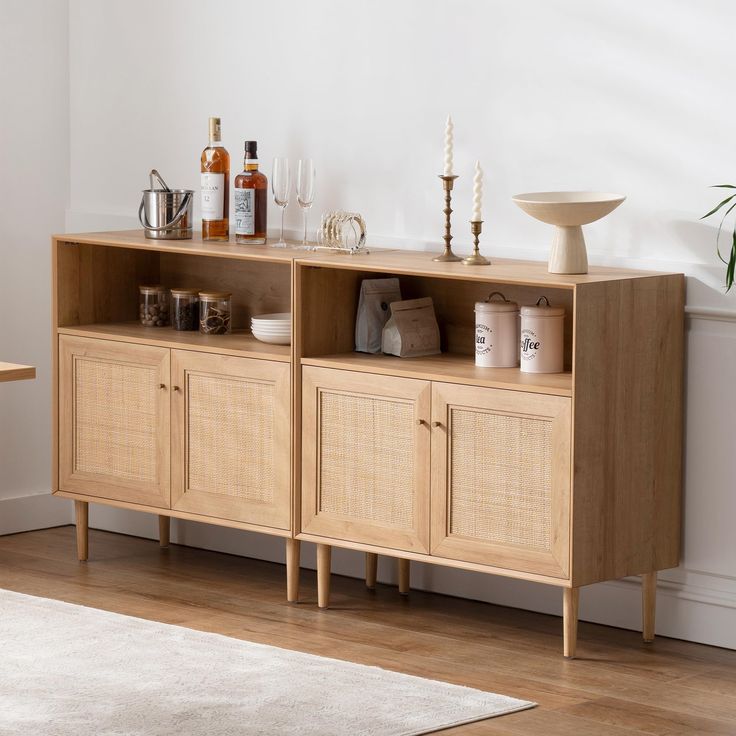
left=201, top=173, right=225, bottom=221
left=234, top=188, right=256, bottom=235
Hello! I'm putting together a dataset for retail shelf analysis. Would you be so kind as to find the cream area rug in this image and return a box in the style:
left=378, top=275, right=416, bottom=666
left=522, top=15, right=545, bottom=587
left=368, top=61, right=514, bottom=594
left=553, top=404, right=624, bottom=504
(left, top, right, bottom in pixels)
left=0, top=589, right=533, bottom=735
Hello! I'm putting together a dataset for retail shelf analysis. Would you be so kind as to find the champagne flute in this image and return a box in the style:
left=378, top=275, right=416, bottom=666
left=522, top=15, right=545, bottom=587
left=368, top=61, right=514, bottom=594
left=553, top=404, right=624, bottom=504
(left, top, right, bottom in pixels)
left=296, top=158, right=316, bottom=249
left=271, top=157, right=290, bottom=247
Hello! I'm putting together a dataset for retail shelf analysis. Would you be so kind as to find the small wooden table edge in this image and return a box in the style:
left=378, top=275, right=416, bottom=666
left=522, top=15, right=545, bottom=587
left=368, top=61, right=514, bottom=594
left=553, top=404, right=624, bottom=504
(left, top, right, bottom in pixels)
left=0, top=363, right=36, bottom=383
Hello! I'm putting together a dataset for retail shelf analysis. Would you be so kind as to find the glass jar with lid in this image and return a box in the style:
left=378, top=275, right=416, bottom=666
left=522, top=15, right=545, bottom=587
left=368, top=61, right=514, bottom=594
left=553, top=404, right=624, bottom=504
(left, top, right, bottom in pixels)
left=199, top=291, right=232, bottom=334
left=139, top=285, right=170, bottom=327
left=170, top=288, right=200, bottom=331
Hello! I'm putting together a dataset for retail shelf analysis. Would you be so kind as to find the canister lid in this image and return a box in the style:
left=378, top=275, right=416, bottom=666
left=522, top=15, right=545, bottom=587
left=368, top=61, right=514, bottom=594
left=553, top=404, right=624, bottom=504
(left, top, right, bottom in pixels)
left=139, top=284, right=166, bottom=294
left=199, top=291, right=232, bottom=299
left=475, top=291, right=518, bottom=313
left=521, top=295, right=565, bottom=317
left=170, top=287, right=200, bottom=296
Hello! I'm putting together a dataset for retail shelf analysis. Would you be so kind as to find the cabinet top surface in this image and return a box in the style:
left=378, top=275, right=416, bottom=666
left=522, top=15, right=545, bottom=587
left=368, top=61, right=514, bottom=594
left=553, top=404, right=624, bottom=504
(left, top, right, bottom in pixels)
left=54, top=230, right=309, bottom=263
left=297, top=249, right=682, bottom=287
left=55, top=229, right=681, bottom=286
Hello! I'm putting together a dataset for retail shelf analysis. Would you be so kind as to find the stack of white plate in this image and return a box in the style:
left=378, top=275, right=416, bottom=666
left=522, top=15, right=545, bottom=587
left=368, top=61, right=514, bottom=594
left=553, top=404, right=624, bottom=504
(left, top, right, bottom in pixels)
left=251, top=312, right=291, bottom=345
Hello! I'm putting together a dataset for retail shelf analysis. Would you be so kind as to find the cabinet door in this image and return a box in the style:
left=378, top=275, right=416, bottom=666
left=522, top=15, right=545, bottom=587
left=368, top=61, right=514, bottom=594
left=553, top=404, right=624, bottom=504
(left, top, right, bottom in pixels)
left=171, top=350, right=291, bottom=529
left=301, top=366, right=431, bottom=553
left=59, top=335, right=170, bottom=507
left=431, top=383, right=571, bottom=578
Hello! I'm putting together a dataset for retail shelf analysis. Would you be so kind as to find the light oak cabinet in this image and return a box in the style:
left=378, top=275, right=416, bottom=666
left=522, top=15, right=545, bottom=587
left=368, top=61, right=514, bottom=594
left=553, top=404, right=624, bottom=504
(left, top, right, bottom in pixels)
left=295, top=253, right=684, bottom=657
left=53, top=232, right=297, bottom=594
left=59, top=335, right=291, bottom=528
left=301, top=370, right=570, bottom=578
left=59, top=335, right=171, bottom=508
left=430, top=382, right=570, bottom=579
left=171, top=350, right=291, bottom=529
left=53, top=231, right=685, bottom=656
left=301, top=367, right=431, bottom=553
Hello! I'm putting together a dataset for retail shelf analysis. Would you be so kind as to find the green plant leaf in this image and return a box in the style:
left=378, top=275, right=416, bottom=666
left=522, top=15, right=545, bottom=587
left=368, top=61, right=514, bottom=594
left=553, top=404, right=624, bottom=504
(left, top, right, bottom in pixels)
left=715, top=200, right=736, bottom=265
left=711, top=184, right=736, bottom=189
left=726, top=228, right=736, bottom=292
left=701, top=193, right=736, bottom=220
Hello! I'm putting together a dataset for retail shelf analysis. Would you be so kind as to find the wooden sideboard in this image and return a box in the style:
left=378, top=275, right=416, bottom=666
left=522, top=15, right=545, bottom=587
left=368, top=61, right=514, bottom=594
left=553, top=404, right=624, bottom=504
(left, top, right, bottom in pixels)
left=52, top=231, right=684, bottom=656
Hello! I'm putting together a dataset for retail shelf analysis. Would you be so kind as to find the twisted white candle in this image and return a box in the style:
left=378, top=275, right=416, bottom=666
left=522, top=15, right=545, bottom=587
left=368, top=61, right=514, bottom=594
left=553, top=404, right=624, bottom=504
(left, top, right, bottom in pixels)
left=472, top=160, right=483, bottom=221
left=443, top=115, right=453, bottom=176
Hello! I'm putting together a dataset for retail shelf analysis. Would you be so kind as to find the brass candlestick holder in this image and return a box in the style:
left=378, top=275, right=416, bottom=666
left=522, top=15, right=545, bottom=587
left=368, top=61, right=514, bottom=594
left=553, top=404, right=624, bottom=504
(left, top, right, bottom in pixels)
left=434, top=174, right=462, bottom=262
left=463, top=220, right=490, bottom=266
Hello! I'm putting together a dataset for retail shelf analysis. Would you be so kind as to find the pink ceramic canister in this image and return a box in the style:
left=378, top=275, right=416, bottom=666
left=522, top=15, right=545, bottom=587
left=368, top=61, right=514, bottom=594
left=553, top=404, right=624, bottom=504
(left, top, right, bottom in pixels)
left=474, top=292, right=519, bottom=368
left=520, top=296, right=565, bottom=373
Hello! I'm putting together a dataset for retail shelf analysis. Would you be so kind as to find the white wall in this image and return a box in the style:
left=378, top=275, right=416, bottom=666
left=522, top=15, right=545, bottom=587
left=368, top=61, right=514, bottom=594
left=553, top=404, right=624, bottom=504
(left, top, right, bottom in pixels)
left=0, top=0, right=71, bottom=528
left=9, top=0, right=736, bottom=647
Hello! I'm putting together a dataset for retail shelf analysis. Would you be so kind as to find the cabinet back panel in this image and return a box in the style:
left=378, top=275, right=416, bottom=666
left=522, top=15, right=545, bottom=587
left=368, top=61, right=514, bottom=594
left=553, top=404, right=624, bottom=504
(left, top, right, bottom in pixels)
left=160, top=254, right=290, bottom=331
left=298, top=266, right=396, bottom=357
left=55, top=241, right=159, bottom=327
left=402, top=276, right=573, bottom=365
left=298, top=264, right=573, bottom=368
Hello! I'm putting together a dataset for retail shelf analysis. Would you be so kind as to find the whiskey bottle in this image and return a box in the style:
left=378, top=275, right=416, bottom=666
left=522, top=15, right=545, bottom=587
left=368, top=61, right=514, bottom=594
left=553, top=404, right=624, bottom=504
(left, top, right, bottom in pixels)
left=234, top=141, right=268, bottom=244
left=200, top=117, right=230, bottom=241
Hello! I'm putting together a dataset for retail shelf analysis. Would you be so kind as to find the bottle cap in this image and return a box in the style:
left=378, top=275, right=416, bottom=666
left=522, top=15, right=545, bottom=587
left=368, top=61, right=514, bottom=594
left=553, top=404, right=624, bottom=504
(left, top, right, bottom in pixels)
left=244, top=140, right=258, bottom=158
left=209, top=117, right=222, bottom=142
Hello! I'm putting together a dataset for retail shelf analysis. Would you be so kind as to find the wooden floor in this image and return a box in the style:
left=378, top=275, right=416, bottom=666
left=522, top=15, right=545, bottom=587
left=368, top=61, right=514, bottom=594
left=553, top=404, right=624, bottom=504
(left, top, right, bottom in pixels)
left=1, top=527, right=735, bottom=735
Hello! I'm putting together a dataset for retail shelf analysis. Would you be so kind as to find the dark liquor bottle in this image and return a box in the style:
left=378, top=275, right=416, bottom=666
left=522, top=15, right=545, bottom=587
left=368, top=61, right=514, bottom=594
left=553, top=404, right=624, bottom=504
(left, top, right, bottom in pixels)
left=200, top=117, right=230, bottom=241
left=233, top=141, right=268, bottom=244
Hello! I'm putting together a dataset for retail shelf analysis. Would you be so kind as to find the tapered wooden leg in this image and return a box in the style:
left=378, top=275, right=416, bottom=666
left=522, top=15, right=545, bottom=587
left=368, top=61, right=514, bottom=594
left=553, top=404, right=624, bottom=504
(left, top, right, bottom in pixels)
left=74, top=501, right=88, bottom=562
left=398, top=558, right=410, bottom=595
left=158, top=516, right=170, bottom=548
left=642, top=571, right=657, bottom=642
left=286, top=538, right=300, bottom=603
left=365, top=552, right=378, bottom=589
left=317, top=544, right=331, bottom=609
left=563, top=587, right=579, bottom=658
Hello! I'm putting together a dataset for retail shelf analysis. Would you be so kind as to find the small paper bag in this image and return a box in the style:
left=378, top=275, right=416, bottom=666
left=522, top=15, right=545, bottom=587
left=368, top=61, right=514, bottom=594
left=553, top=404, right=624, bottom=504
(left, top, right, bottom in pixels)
left=355, top=278, right=402, bottom=353
left=381, top=297, right=441, bottom=358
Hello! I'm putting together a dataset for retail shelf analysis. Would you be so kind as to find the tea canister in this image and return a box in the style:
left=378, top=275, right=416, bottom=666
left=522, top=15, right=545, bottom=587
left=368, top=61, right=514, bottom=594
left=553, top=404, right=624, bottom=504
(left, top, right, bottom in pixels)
left=474, top=292, right=519, bottom=368
left=520, top=296, right=565, bottom=373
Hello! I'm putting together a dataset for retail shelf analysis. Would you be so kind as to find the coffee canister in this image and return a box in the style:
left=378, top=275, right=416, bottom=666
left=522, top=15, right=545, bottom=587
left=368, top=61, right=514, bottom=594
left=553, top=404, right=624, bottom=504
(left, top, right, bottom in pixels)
left=475, top=292, right=519, bottom=368
left=520, top=296, right=565, bottom=373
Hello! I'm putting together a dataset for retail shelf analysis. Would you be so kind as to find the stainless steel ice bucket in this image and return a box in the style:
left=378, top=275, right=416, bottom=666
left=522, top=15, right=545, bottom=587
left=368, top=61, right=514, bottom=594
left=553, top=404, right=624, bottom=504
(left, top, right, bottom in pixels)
left=138, top=170, right=193, bottom=240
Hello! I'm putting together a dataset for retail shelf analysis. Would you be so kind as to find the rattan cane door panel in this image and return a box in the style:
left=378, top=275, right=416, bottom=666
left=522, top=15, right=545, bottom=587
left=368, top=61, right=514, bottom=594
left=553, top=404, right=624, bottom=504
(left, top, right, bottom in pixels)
left=58, top=335, right=171, bottom=507
left=171, top=350, right=291, bottom=529
left=430, top=383, right=571, bottom=578
left=301, top=367, right=431, bottom=553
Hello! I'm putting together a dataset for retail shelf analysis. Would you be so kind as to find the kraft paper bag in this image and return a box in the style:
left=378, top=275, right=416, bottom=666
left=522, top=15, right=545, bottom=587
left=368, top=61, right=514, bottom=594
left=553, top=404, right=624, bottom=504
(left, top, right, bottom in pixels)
left=355, top=278, right=402, bottom=353
left=381, top=297, right=441, bottom=358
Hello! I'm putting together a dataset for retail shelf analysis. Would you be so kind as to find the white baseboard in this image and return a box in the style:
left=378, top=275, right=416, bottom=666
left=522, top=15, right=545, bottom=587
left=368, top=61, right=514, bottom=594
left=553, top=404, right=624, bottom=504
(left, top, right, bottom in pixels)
left=88, top=507, right=736, bottom=651
left=0, top=494, right=72, bottom=536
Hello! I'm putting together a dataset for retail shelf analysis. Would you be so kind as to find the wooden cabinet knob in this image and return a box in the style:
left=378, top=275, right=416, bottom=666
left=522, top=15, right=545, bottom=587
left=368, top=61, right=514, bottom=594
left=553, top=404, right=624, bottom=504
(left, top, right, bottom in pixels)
left=159, top=383, right=166, bottom=389
left=432, top=421, right=442, bottom=428
left=416, top=419, right=427, bottom=426
left=173, top=386, right=181, bottom=392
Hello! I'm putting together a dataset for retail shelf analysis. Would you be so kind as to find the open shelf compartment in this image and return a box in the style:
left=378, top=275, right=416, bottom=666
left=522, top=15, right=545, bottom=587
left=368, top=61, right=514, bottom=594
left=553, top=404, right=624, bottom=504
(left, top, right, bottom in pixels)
left=296, top=262, right=573, bottom=395
left=53, top=238, right=292, bottom=359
